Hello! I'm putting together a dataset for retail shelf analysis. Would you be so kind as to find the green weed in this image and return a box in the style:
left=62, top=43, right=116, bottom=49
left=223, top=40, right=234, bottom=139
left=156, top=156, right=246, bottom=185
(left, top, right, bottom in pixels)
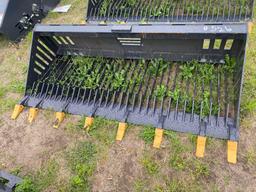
left=14, top=160, right=59, bottom=192
left=15, top=178, right=36, bottom=192
left=65, top=141, right=97, bottom=192
left=245, top=149, right=256, bottom=166
left=139, top=126, right=155, bottom=144
left=167, top=180, right=187, bottom=192
left=133, top=179, right=147, bottom=192
left=89, top=117, right=117, bottom=146
left=192, top=160, right=210, bottom=179
left=0, top=98, right=18, bottom=114
left=141, top=155, right=159, bottom=175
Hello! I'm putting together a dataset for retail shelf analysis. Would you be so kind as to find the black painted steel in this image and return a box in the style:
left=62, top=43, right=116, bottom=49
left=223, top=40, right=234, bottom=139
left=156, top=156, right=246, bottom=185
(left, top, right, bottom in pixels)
left=0, top=0, right=60, bottom=41
left=86, top=0, right=254, bottom=23
left=0, top=171, right=22, bottom=192
left=19, top=24, right=248, bottom=141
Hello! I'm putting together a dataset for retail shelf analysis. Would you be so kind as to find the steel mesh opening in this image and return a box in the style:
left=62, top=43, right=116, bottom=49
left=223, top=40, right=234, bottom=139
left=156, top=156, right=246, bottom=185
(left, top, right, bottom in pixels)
left=86, top=0, right=254, bottom=23
left=28, top=55, right=237, bottom=128
left=20, top=24, right=248, bottom=140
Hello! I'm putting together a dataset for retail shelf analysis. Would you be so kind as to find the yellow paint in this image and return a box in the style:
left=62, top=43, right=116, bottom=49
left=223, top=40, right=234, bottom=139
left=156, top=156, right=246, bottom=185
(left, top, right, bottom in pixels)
left=11, top=105, right=24, bottom=120
left=28, top=108, right=39, bottom=123
left=53, top=112, right=65, bottom=128
left=100, top=21, right=107, bottom=25
left=153, top=128, right=164, bottom=149
left=196, top=136, right=207, bottom=158
left=227, top=140, right=238, bottom=164
left=248, top=22, right=254, bottom=34
left=84, top=117, right=94, bottom=132
left=116, top=122, right=127, bottom=141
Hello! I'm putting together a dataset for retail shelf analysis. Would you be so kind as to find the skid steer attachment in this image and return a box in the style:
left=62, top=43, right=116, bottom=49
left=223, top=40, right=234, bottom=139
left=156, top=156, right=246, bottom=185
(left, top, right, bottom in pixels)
left=86, top=0, right=254, bottom=23
left=13, top=23, right=249, bottom=163
left=0, top=0, right=59, bottom=41
left=13, top=0, right=254, bottom=163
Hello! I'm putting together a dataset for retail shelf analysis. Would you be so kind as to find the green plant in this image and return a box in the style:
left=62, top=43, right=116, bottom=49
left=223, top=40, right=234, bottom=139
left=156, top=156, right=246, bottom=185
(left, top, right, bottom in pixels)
left=180, top=63, right=195, bottom=80
left=192, top=160, right=210, bottom=179
left=167, top=180, right=186, bottom=192
left=66, top=141, right=97, bottom=192
left=148, top=58, right=168, bottom=76
left=15, top=178, right=36, bottom=192
left=154, top=85, right=167, bottom=99
left=100, top=0, right=113, bottom=15
left=133, top=179, right=147, bottom=192
left=139, top=126, right=155, bottom=144
left=112, top=70, right=127, bottom=90
left=224, top=55, right=236, bottom=75
left=169, top=154, right=187, bottom=171
left=168, top=87, right=180, bottom=102
left=142, top=156, right=159, bottom=175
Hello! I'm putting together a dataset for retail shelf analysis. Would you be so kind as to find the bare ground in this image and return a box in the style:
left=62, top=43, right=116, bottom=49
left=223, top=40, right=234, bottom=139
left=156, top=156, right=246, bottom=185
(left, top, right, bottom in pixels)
left=0, top=110, right=80, bottom=171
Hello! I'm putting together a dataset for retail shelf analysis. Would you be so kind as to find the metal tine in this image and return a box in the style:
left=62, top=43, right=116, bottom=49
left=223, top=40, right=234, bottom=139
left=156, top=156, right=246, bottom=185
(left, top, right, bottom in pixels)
left=130, top=61, right=146, bottom=111
left=82, top=88, right=88, bottom=104
left=216, top=6, right=220, bottom=22
left=95, top=0, right=104, bottom=19
left=49, top=84, right=56, bottom=99
left=181, top=0, right=185, bottom=21
left=142, top=0, right=150, bottom=20
left=185, top=0, right=189, bottom=21
left=182, top=74, right=191, bottom=122
left=137, top=60, right=150, bottom=112
left=216, top=65, right=221, bottom=126
left=106, top=1, right=114, bottom=21
left=75, top=88, right=82, bottom=103
left=171, top=1, right=176, bottom=22
left=173, top=64, right=180, bottom=119
left=224, top=70, right=229, bottom=127
left=55, top=58, right=76, bottom=85
left=123, top=60, right=143, bottom=111
left=44, top=84, right=51, bottom=98
left=208, top=73, right=213, bottom=125
left=118, top=60, right=137, bottom=109
left=161, top=62, right=172, bottom=115
left=146, top=60, right=161, bottom=114
left=153, top=60, right=166, bottom=114
left=55, top=57, right=73, bottom=82
left=115, top=0, right=124, bottom=18
left=190, top=66, right=199, bottom=122
left=167, top=64, right=178, bottom=118
left=110, top=60, right=131, bottom=109
left=233, top=4, right=237, bottom=21
left=133, top=61, right=148, bottom=112
left=39, top=83, right=46, bottom=98
left=206, top=0, right=210, bottom=21
left=103, top=59, right=124, bottom=107
left=245, top=6, right=249, bottom=20
left=174, top=64, right=184, bottom=120
left=134, top=0, right=142, bottom=21
left=39, top=56, right=62, bottom=81
left=115, top=0, right=125, bottom=20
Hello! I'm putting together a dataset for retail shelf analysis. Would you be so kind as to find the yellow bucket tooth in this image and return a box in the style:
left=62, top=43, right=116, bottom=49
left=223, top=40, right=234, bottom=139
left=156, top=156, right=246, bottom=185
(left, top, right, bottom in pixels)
left=196, top=136, right=207, bottom=158
left=84, top=117, right=94, bottom=131
left=227, top=140, right=238, bottom=164
left=53, top=112, right=65, bottom=128
left=248, top=22, right=254, bottom=34
left=11, top=104, right=24, bottom=120
left=28, top=108, right=39, bottom=123
left=153, top=128, right=164, bottom=149
left=116, top=122, right=127, bottom=141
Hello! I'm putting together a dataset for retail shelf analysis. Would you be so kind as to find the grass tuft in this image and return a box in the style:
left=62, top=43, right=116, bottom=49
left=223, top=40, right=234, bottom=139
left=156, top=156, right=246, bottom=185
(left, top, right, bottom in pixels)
left=65, top=141, right=97, bottom=192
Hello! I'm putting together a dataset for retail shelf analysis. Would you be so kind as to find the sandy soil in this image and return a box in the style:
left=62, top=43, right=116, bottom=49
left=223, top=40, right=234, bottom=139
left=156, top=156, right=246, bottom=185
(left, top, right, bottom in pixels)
left=0, top=110, right=75, bottom=171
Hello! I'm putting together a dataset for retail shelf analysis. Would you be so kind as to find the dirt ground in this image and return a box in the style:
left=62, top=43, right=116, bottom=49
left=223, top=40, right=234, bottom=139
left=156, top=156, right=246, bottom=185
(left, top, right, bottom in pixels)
left=0, top=1, right=256, bottom=192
